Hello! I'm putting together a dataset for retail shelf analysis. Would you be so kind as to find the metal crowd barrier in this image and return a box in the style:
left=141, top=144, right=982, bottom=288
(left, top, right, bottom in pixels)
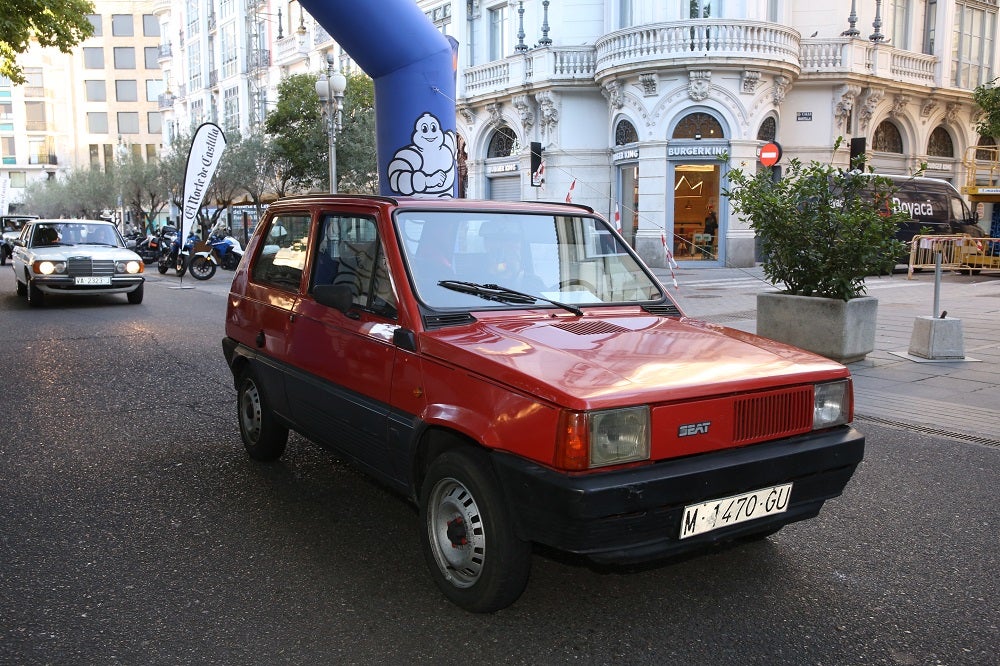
left=907, top=234, right=1000, bottom=278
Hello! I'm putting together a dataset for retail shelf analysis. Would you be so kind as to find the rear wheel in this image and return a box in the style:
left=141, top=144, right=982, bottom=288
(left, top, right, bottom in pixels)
left=127, top=282, right=144, bottom=304
left=0, top=247, right=7, bottom=266
left=419, top=448, right=531, bottom=613
left=189, top=256, right=217, bottom=281
left=236, top=367, right=288, bottom=461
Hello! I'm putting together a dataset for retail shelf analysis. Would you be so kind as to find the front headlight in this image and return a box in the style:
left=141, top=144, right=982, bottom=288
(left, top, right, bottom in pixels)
left=555, top=406, right=651, bottom=470
left=813, top=379, right=851, bottom=429
left=33, top=260, right=66, bottom=275
left=116, top=260, right=143, bottom=274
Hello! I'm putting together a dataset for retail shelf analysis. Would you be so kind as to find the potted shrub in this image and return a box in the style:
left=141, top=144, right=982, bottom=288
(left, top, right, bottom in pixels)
left=724, top=141, right=909, bottom=363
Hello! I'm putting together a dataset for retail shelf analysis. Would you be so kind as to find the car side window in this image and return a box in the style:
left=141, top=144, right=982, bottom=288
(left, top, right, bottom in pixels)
left=252, top=214, right=311, bottom=291
left=313, top=214, right=397, bottom=319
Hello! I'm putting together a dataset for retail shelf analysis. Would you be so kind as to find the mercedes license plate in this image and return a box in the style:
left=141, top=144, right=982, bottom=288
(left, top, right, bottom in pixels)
left=75, top=276, right=112, bottom=286
left=679, top=483, right=792, bottom=539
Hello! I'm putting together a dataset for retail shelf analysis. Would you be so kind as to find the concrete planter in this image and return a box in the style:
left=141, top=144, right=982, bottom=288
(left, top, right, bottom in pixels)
left=756, top=292, right=878, bottom=364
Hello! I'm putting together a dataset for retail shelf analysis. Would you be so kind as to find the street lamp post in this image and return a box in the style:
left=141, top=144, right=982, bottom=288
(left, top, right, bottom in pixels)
left=315, top=53, right=347, bottom=194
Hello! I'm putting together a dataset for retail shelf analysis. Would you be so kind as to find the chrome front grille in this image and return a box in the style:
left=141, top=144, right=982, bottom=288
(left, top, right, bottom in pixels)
left=733, top=386, right=813, bottom=444
left=66, top=257, right=115, bottom=278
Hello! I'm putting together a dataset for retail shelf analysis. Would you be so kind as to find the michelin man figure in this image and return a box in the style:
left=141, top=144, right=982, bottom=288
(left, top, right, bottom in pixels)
left=387, top=112, right=456, bottom=197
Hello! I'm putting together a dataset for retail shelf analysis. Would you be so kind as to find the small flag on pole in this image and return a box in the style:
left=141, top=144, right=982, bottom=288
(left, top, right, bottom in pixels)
left=613, top=204, right=622, bottom=232
left=532, top=161, right=545, bottom=189
left=565, top=178, right=576, bottom=203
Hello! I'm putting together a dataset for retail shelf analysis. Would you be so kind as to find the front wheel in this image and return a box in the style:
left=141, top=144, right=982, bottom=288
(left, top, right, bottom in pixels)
left=26, top=278, right=44, bottom=307
left=236, top=367, right=288, bottom=461
left=0, top=247, right=7, bottom=266
left=157, top=256, right=169, bottom=274
left=126, top=282, right=144, bottom=304
left=419, top=448, right=531, bottom=613
left=175, top=255, right=188, bottom=277
left=189, top=256, right=217, bottom=281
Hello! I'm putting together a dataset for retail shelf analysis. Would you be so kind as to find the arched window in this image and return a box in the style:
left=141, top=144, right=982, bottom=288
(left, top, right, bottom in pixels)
left=927, top=127, right=954, bottom=157
left=487, top=124, right=517, bottom=158
left=615, top=119, right=638, bottom=145
left=757, top=117, right=777, bottom=142
left=976, top=136, right=997, bottom=161
left=872, top=120, right=903, bottom=153
left=672, top=112, right=725, bottom=140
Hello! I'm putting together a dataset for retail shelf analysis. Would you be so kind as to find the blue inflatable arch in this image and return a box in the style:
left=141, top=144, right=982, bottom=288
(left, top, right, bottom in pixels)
left=298, top=0, right=458, bottom=197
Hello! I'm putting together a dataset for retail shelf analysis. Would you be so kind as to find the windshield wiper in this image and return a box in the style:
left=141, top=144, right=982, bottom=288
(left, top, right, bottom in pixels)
left=438, top=280, right=583, bottom=316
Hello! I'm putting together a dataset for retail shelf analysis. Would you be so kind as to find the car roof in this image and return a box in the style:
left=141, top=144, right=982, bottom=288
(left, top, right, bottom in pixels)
left=263, top=194, right=596, bottom=216
left=31, top=218, right=116, bottom=225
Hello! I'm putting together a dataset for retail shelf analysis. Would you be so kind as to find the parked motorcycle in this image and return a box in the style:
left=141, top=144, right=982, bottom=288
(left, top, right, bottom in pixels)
left=126, top=232, right=159, bottom=264
left=188, top=226, right=245, bottom=281
left=172, top=232, right=201, bottom=277
left=155, top=226, right=181, bottom=275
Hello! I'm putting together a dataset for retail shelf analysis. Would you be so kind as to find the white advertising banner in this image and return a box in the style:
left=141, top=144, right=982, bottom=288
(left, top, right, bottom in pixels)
left=180, top=123, right=227, bottom=243
left=0, top=175, right=10, bottom=216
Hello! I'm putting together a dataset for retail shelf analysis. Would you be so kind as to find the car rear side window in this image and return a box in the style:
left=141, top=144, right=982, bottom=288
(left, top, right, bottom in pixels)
left=252, top=214, right=311, bottom=291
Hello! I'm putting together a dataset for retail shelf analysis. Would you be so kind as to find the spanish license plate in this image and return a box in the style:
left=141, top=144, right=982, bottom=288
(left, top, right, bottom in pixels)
left=74, top=276, right=111, bottom=286
left=679, top=483, right=792, bottom=539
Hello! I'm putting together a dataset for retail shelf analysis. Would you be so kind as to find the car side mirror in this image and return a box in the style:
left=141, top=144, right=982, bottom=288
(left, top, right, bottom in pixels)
left=12, top=239, right=23, bottom=247
left=314, top=283, right=357, bottom=317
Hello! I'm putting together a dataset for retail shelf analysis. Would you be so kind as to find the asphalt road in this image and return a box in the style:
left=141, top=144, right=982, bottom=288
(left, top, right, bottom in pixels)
left=1, top=269, right=997, bottom=665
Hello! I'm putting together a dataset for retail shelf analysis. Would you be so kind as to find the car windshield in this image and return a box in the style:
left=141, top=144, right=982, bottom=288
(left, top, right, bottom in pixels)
left=395, top=210, right=664, bottom=309
left=31, top=223, right=123, bottom=248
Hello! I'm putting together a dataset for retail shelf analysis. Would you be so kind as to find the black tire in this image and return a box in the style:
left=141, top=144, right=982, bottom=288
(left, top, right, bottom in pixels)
left=236, top=367, right=288, bottom=461
left=127, top=282, right=144, bottom=304
left=15, top=277, right=26, bottom=297
left=189, top=256, right=217, bottom=281
left=419, top=448, right=531, bottom=613
left=26, top=278, right=44, bottom=307
left=175, top=255, right=188, bottom=277
left=0, top=247, right=7, bottom=266
left=157, top=257, right=169, bottom=274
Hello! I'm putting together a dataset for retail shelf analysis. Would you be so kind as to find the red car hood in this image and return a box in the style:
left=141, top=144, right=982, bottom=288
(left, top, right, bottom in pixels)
left=420, top=311, right=849, bottom=410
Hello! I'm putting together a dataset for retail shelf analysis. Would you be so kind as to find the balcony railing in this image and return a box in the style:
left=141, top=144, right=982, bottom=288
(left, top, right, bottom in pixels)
left=595, top=20, right=801, bottom=76
left=158, top=93, right=175, bottom=109
left=274, top=33, right=311, bottom=66
left=159, top=42, right=172, bottom=59
left=800, top=38, right=938, bottom=87
left=464, top=46, right=596, bottom=97
left=246, top=48, right=270, bottom=71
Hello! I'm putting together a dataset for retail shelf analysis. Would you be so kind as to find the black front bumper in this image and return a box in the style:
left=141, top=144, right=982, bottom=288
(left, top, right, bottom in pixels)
left=491, top=426, right=865, bottom=564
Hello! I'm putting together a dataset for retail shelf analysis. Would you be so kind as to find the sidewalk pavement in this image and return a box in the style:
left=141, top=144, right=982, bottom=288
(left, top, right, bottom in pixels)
left=651, top=264, right=1000, bottom=446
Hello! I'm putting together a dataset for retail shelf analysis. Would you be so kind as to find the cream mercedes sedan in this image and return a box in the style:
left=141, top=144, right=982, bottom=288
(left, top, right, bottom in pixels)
left=10, top=219, right=145, bottom=307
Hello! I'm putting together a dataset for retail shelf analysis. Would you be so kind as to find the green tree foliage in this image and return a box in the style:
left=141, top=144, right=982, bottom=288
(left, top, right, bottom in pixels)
left=0, top=0, right=95, bottom=84
left=117, top=149, right=169, bottom=233
left=264, top=70, right=377, bottom=194
left=264, top=73, right=327, bottom=193
left=22, top=166, right=115, bottom=219
left=972, top=78, right=1000, bottom=140
left=337, top=71, right=378, bottom=194
left=724, top=142, right=908, bottom=301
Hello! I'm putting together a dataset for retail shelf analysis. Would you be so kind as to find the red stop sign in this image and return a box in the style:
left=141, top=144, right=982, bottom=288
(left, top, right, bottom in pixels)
left=759, top=142, right=782, bottom=167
